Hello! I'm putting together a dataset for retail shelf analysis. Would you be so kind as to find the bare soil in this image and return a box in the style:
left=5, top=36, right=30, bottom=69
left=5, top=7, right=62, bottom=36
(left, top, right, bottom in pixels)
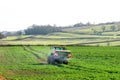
left=0, top=76, right=6, bottom=80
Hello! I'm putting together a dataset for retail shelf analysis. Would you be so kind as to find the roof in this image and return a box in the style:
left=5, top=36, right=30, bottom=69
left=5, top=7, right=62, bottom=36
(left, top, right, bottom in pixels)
left=53, top=46, right=66, bottom=48
left=54, top=50, right=71, bottom=52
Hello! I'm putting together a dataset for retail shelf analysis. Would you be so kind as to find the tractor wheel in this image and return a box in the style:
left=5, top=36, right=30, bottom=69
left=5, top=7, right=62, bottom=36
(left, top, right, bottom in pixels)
left=48, top=56, right=55, bottom=64
left=51, top=57, right=55, bottom=64
left=63, top=60, right=68, bottom=64
left=47, top=57, right=50, bottom=64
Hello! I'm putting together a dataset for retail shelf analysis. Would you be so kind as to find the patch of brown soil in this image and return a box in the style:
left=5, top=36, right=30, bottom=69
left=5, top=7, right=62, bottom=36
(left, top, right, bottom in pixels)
left=0, top=76, right=6, bottom=80
left=0, top=75, right=12, bottom=80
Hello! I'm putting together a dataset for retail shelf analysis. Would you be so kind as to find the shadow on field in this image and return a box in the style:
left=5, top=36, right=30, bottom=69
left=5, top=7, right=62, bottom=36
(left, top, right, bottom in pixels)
left=54, top=64, right=65, bottom=67
left=32, top=62, right=48, bottom=65
left=32, top=62, right=119, bottom=74
left=32, top=63, right=66, bottom=67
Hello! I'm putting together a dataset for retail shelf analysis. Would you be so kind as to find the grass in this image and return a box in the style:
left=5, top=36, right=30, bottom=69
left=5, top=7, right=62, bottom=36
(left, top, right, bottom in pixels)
left=102, top=31, right=120, bottom=36
left=69, top=24, right=119, bottom=34
left=1, top=35, right=31, bottom=40
left=0, top=46, right=120, bottom=80
left=1, top=37, right=120, bottom=46
left=1, top=23, right=120, bottom=46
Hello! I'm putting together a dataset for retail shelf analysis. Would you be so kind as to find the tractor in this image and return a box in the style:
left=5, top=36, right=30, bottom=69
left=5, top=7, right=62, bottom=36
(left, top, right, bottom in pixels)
left=47, top=46, right=72, bottom=64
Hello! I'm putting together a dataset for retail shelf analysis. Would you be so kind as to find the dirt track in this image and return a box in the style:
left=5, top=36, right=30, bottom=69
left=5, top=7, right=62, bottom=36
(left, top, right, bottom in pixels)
left=23, top=46, right=47, bottom=64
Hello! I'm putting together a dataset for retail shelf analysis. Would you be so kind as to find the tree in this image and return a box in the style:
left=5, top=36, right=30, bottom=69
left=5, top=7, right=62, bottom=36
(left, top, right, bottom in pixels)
left=117, top=25, right=120, bottom=31
left=25, top=24, right=62, bottom=35
left=101, top=26, right=106, bottom=32
left=0, top=33, right=4, bottom=39
left=111, top=25, right=116, bottom=31
left=86, top=22, right=91, bottom=26
left=73, top=22, right=85, bottom=27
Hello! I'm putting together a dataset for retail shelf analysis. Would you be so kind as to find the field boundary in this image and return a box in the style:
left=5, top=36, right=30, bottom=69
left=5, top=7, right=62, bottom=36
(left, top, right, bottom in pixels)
left=0, top=38, right=120, bottom=46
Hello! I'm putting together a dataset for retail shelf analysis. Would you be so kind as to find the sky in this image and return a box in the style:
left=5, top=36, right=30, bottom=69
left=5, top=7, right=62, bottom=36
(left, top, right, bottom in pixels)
left=0, top=0, right=120, bottom=31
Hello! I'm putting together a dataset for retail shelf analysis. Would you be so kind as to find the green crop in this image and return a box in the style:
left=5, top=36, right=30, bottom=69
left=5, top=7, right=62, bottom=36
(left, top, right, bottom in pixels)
left=0, top=46, right=120, bottom=80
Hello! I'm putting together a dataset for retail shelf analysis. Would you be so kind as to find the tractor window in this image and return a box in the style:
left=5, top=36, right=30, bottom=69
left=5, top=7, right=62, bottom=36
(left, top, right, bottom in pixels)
left=58, top=52, right=70, bottom=56
left=54, top=47, right=66, bottom=50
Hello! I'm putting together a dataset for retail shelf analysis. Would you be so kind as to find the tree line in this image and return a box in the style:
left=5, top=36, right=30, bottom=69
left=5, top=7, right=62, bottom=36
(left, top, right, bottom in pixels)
left=24, top=24, right=62, bottom=35
left=1, top=21, right=120, bottom=38
left=0, top=33, right=4, bottom=39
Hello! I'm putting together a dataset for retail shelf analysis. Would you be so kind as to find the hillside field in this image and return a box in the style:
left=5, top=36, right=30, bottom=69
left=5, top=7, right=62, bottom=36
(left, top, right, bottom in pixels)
left=1, top=33, right=120, bottom=46
left=0, top=46, right=120, bottom=80
left=1, top=23, right=120, bottom=46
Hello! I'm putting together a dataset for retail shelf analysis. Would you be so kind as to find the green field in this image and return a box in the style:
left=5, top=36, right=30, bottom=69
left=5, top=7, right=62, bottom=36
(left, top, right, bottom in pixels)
left=0, top=46, right=120, bottom=80
left=1, top=23, right=120, bottom=46
left=0, top=23, right=120, bottom=79
left=1, top=34, right=120, bottom=46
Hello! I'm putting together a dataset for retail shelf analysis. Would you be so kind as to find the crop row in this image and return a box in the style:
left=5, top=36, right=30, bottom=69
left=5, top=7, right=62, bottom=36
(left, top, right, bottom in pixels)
left=0, top=46, right=120, bottom=80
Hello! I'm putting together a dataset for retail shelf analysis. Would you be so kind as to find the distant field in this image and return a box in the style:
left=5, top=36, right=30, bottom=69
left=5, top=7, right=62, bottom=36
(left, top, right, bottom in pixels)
left=102, top=31, right=120, bottom=36
left=67, top=24, right=120, bottom=35
left=0, top=46, right=120, bottom=80
left=1, top=23, right=120, bottom=46
left=1, top=33, right=120, bottom=46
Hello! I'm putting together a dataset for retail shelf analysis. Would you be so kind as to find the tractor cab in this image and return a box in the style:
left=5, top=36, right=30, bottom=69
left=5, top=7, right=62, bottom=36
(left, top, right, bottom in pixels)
left=48, top=46, right=71, bottom=64
left=53, top=46, right=66, bottom=50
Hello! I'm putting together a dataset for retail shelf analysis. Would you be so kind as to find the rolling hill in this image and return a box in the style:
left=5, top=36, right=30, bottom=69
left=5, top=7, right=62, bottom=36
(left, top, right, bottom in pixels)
left=1, top=22, right=120, bottom=46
